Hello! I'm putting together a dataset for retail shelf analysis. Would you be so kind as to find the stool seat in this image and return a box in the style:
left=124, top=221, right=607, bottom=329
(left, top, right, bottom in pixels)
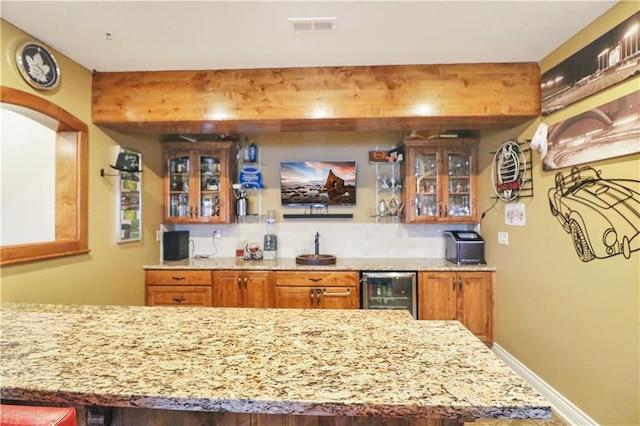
left=0, top=405, right=77, bottom=426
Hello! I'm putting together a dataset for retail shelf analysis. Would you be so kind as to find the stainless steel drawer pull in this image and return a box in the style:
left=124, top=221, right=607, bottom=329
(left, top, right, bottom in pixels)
left=322, top=288, right=351, bottom=297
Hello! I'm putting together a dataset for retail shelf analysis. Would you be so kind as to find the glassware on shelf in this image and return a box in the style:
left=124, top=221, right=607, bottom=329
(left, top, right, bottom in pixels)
left=388, top=198, right=403, bottom=216
left=202, top=196, right=213, bottom=217
left=176, top=194, right=188, bottom=217
left=170, top=157, right=189, bottom=174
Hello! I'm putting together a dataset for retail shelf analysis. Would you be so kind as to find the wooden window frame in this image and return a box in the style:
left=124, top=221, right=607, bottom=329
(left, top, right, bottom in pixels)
left=1, top=86, right=89, bottom=265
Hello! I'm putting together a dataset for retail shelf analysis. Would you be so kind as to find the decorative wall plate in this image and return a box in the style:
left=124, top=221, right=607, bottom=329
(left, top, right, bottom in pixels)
left=16, top=42, right=60, bottom=90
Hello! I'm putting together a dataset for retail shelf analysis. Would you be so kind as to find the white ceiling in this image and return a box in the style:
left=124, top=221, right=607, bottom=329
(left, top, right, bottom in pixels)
left=1, top=1, right=618, bottom=73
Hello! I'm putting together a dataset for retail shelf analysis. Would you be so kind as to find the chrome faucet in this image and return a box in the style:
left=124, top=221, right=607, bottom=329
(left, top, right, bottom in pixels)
left=314, top=232, right=320, bottom=255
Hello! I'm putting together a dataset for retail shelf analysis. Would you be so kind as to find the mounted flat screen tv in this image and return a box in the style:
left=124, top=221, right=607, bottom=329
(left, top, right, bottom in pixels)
left=280, top=161, right=357, bottom=206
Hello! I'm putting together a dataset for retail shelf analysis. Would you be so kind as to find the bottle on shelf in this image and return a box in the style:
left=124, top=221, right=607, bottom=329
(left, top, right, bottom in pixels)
left=177, top=195, right=187, bottom=217
left=202, top=197, right=212, bottom=217
left=170, top=196, right=177, bottom=216
left=248, top=141, right=257, bottom=163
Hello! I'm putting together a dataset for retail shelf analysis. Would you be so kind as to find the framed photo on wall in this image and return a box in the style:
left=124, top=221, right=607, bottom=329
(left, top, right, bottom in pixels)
left=543, top=90, right=640, bottom=170
left=541, top=11, right=640, bottom=116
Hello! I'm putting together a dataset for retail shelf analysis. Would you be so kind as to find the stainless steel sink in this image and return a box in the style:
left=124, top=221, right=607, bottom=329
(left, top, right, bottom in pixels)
left=295, top=254, right=337, bottom=266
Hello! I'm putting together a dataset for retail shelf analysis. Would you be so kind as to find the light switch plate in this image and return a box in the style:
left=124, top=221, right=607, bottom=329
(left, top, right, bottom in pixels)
left=498, top=232, right=509, bottom=245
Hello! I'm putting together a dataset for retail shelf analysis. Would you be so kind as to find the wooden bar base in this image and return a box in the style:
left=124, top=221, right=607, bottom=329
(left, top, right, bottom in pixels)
left=115, top=408, right=467, bottom=426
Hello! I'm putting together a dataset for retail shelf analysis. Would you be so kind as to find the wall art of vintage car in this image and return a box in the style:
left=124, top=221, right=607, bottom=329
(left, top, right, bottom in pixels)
left=548, top=166, right=640, bottom=262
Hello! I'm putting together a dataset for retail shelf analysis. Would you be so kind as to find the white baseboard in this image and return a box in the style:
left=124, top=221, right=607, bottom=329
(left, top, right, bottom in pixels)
left=492, top=343, right=598, bottom=426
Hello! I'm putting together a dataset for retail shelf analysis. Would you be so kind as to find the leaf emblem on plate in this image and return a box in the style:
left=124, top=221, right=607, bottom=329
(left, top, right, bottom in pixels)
left=26, top=52, right=51, bottom=83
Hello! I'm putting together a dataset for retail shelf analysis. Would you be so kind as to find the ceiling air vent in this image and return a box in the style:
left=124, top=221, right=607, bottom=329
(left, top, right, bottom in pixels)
left=289, top=17, right=337, bottom=32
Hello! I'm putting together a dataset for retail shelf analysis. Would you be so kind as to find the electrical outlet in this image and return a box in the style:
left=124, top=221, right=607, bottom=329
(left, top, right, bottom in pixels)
left=498, top=231, right=509, bottom=245
left=213, top=229, right=222, bottom=239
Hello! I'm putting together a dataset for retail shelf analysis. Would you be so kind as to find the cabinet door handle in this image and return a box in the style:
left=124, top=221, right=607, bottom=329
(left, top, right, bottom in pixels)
left=444, top=205, right=448, bottom=218
left=308, top=278, right=323, bottom=283
left=171, top=276, right=186, bottom=281
left=458, top=277, right=463, bottom=292
left=244, top=276, right=248, bottom=290
left=310, top=288, right=315, bottom=305
left=316, top=288, right=322, bottom=307
left=452, top=277, right=456, bottom=291
left=237, top=276, right=242, bottom=290
left=322, top=288, right=351, bottom=297
left=439, top=205, right=442, bottom=218
left=172, top=297, right=186, bottom=303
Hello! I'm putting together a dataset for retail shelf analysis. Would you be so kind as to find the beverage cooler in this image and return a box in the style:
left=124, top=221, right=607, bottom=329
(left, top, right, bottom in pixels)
left=361, top=272, right=417, bottom=319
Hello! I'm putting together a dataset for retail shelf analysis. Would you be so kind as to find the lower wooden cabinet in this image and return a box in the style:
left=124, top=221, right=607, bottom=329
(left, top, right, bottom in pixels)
left=275, top=271, right=359, bottom=309
left=145, top=270, right=213, bottom=307
left=213, top=270, right=275, bottom=308
left=145, top=269, right=493, bottom=342
left=418, top=271, right=493, bottom=344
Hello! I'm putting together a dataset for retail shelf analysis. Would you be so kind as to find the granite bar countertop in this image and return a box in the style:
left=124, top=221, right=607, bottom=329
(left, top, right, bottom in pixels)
left=0, top=303, right=549, bottom=420
left=144, top=257, right=496, bottom=272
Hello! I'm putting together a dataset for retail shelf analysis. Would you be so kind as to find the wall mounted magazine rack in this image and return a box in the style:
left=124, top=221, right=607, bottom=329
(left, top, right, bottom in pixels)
left=112, top=148, right=142, bottom=243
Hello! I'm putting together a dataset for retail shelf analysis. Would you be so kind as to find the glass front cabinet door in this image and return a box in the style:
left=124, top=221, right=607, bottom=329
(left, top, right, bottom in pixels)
left=402, top=138, right=478, bottom=223
left=163, top=142, right=236, bottom=224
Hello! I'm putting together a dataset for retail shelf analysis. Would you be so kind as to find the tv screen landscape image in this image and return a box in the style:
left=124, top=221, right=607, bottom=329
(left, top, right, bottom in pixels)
left=280, top=161, right=357, bottom=206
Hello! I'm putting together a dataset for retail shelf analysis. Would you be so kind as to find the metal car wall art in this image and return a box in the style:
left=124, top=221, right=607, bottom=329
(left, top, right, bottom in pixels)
left=548, top=166, right=640, bottom=262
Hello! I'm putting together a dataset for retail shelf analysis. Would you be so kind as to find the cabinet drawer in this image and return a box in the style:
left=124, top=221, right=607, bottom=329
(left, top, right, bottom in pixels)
left=146, top=270, right=212, bottom=285
left=146, top=285, right=212, bottom=306
left=275, top=271, right=358, bottom=287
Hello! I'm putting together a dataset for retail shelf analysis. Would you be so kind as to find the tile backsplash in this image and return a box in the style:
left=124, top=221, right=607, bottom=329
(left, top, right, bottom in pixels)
left=172, top=222, right=474, bottom=260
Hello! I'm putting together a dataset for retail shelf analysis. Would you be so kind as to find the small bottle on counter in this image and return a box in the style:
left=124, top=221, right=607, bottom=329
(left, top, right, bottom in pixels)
left=236, top=241, right=245, bottom=259
left=263, top=210, right=278, bottom=260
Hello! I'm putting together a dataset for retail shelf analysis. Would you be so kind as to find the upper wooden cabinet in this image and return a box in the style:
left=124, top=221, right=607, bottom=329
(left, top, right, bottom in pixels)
left=213, top=270, right=275, bottom=308
left=162, top=142, right=237, bottom=224
left=92, top=64, right=541, bottom=134
left=401, top=138, right=478, bottom=223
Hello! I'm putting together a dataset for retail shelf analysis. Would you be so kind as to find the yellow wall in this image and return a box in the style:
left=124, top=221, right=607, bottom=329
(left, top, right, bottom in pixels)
left=479, top=3, right=639, bottom=424
left=2, top=4, right=639, bottom=423
left=0, top=21, right=161, bottom=305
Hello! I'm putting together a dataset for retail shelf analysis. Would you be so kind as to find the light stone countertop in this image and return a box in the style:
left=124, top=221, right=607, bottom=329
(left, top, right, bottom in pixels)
left=0, top=303, right=549, bottom=420
left=144, top=257, right=496, bottom=271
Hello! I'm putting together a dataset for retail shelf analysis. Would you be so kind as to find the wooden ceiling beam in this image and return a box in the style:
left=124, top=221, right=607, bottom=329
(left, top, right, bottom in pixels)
left=91, top=63, right=541, bottom=134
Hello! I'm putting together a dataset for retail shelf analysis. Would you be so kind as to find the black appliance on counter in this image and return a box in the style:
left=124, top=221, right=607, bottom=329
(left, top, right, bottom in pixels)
left=163, top=230, right=189, bottom=261
left=361, top=272, right=417, bottom=319
left=444, top=230, right=485, bottom=265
